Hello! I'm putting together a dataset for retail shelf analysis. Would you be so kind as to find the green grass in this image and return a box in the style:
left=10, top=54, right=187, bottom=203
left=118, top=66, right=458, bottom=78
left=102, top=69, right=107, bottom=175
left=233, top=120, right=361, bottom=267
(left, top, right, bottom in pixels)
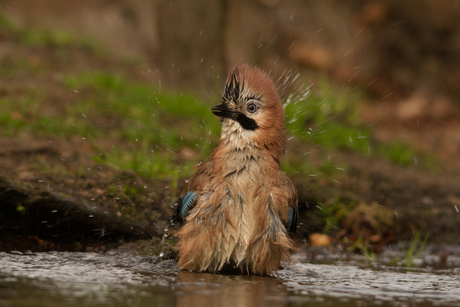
left=63, top=72, right=220, bottom=178
left=0, top=69, right=430, bottom=180
left=282, top=154, right=348, bottom=179
left=352, top=231, right=430, bottom=268
left=62, top=72, right=221, bottom=139
left=0, top=70, right=222, bottom=179
left=314, top=197, right=353, bottom=233
left=348, top=236, right=377, bottom=263
left=0, top=92, right=99, bottom=138
left=404, top=231, right=430, bottom=267
left=284, top=77, right=430, bottom=167
left=0, top=68, right=433, bottom=182
left=285, top=77, right=369, bottom=153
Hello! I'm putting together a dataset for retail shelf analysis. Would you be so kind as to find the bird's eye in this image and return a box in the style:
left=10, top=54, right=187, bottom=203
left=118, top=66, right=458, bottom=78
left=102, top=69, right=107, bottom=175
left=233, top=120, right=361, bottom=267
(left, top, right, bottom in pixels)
left=247, top=103, right=258, bottom=113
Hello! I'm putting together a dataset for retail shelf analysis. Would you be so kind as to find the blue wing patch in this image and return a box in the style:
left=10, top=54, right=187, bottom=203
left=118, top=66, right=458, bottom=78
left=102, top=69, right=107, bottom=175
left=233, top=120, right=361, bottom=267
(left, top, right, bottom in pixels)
left=175, top=191, right=197, bottom=223
left=286, top=207, right=297, bottom=233
left=180, top=191, right=197, bottom=219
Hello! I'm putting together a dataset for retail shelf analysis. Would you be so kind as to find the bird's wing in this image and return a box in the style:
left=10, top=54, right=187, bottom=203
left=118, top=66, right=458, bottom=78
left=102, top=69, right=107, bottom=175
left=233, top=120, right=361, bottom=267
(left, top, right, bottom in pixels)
left=276, top=172, right=298, bottom=233
left=175, top=191, right=197, bottom=223
left=286, top=206, right=298, bottom=233
left=174, top=161, right=214, bottom=224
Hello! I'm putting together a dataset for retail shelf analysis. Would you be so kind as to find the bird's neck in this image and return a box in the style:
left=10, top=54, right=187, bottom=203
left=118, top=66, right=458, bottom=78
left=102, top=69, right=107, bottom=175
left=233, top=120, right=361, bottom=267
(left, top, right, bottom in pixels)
left=215, top=120, right=284, bottom=165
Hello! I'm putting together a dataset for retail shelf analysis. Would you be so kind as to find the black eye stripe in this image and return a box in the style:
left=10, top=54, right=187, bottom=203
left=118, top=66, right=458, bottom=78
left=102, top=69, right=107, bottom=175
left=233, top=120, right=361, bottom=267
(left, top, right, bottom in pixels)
left=236, top=113, right=259, bottom=130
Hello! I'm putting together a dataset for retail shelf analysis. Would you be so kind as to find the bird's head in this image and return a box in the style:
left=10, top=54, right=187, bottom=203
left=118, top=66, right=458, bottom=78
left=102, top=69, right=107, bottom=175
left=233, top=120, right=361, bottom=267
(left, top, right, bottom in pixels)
left=212, top=64, right=286, bottom=160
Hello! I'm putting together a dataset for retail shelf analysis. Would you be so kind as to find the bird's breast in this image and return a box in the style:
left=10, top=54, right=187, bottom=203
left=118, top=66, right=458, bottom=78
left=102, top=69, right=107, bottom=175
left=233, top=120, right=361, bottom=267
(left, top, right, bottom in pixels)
left=224, top=157, right=265, bottom=238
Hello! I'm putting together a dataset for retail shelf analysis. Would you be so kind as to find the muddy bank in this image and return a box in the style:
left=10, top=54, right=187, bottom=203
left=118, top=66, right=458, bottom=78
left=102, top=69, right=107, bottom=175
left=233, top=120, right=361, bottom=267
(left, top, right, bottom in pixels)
left=0, top=174, right=155, bottom=251
left=2, top=142, right=460, bottom=252
left=295, top=148, right=460, bottom=247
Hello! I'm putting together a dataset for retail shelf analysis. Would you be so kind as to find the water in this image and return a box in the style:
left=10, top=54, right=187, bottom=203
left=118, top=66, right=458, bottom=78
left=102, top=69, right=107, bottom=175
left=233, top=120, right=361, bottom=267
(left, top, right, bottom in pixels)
left=1, top=251, right=459, bottom=306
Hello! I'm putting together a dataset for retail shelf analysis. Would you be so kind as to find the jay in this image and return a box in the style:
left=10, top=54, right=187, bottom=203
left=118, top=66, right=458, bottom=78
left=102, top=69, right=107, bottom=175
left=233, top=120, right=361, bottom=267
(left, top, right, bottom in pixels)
left=174, top=64, right=298, bottom=276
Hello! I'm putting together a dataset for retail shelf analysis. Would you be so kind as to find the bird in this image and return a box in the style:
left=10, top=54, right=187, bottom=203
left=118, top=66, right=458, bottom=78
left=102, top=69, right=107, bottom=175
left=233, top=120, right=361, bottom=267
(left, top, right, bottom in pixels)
left=174, top=64, right=298, bottom=276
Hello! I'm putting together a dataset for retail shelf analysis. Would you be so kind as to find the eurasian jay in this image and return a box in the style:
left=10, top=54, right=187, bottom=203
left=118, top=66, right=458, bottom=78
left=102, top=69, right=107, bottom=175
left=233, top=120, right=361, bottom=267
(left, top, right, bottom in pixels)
left=174, top=64, right=298, bottom=276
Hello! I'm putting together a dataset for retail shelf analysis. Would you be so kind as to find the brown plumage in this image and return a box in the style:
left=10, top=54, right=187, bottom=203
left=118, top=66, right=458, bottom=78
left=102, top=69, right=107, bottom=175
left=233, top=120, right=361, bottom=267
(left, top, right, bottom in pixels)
left=174, top=64, right=298, bottom=276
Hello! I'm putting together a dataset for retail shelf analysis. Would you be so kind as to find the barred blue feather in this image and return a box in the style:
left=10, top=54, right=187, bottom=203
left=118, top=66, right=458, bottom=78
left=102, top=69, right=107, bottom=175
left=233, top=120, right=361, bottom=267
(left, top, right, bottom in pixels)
left=174, top=191, right=197, bottom=223
left=286, top=207, right=297, bottom=233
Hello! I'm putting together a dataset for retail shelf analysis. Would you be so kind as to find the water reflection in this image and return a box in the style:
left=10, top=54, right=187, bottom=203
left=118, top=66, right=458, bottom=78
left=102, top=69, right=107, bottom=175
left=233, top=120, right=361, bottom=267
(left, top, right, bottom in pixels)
left=1, top=251, right=460, bottom=307
left=175, top=271, right=287, bottom=307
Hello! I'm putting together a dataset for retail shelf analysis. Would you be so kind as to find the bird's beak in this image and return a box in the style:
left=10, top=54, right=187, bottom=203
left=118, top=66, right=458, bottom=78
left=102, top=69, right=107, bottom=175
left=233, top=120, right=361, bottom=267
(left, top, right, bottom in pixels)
left=211, top=103, right=239, bottom=119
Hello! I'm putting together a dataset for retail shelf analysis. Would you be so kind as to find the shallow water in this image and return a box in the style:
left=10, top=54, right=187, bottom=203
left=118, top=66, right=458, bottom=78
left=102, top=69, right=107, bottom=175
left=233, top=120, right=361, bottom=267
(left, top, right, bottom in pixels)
left=1, top=251, right=459, bottom=307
